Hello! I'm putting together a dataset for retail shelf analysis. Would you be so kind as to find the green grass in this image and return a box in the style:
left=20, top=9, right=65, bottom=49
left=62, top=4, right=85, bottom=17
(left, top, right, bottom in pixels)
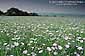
left=0, top=16, right=85, bottom=56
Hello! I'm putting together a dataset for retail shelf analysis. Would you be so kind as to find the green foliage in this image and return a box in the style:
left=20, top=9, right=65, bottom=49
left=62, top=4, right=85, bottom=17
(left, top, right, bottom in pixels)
left=0, top=16, right=85, bottom=56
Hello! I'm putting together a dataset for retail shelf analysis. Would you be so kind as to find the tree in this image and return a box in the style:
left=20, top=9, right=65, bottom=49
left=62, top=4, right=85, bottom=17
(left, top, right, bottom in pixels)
left=0, top=10, right=4, bottom=15
left=5, top=8, right=39, bottom=16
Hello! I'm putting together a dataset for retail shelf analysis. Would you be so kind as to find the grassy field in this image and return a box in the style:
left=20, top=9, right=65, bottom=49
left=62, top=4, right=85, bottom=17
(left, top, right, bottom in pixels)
left=0, top=16, right=85, bottom=56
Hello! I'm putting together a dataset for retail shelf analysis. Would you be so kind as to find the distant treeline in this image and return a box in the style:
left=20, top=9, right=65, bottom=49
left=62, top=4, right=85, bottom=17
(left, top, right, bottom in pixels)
left=0, top=8, right=38, bottom=16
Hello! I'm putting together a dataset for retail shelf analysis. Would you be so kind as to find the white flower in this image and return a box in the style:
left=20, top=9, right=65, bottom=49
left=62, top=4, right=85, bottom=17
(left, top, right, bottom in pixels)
left=83, top=38, right=85, bottom=40
left=77, top=37, right=81, bottom=39
left=68, top=33, right=72, bottom=35
left=46, top=30, right=49, bottom=32
left=30, top=41, right=33, bottom=43
left=14, top=31, right=17, bottom=34
left=53, top=43, right=57, bottom=46
left=47, top=47, right=52, bottom=51
left=69, top=37, right=71, bottom=40
left=56, top=31, right=59, bottom=32
left=21, top=42, right=24, bottom=45
left=72, top=40, right=75, bottom=42
left=43, top=24, right=46, bottom=25
left=27, top=54, right=30, bottom=55
left=11, top=44, right=15, bottom=48
left=64, top=36, right=69, bottom=40
left=32, top=47, right=34, bottom=49
left=58, top=45, right=63, bottom=50
left=66, top=55, right=69, bottom=56
left=1, top=30, right=3, bottom=33
left=49, top=33, right=53, bottom=35
left=23, top=50, right=28, bottom=54
left=80, top=31, right=83, bottom=33
left=53, top=52, right=58, bottom=55
left=74, top=52, right=77, bottom=54
left=38, top=48, right=42, bottom=50
left=68, top=42, right=71, bottom=45
left=51, top=47, right=55, bottom=50
left=3, top=43, right=8, bottom=46
left=77, top=47, right=83, bottom=50
left=14, top=42, right=19, bottom=46
left=76, top=53, right=80, bottom=56
left=42, top=43, right=45, bottom=46
left=28, top=43, right=31, bottom=46
left=65, top=45, right=70, bottom=48
left=7, top=33, right=9, bottom=36
left=39, top=50, right=43, bottom=53
left=9, top=55, right=14, bottom=56
left=80, top=40, right=83, bottom=43
left=12, top=38, right=16, bottom=40
left=55, top=46, right=58, bottom=49
left=31, top=52, right=36, bottom=56
left=50, top=24, right=53, bottom=25
left=16, top=37, right=20, bottom=40
left=15, top=35, right=18, bottom=37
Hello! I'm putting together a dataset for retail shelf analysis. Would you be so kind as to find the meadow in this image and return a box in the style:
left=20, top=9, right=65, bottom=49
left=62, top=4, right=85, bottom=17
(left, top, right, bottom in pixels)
left=0, top=16, right=85, bottom=56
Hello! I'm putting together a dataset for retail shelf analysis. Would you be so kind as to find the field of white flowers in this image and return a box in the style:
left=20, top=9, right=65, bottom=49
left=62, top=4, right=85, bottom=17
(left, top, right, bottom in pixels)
left=0, top=16, right=85, bottom=56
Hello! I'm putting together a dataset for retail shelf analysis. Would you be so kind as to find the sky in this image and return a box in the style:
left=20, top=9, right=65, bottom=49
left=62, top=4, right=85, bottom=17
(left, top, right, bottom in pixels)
left=0, top=0, right=85, bottom=15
